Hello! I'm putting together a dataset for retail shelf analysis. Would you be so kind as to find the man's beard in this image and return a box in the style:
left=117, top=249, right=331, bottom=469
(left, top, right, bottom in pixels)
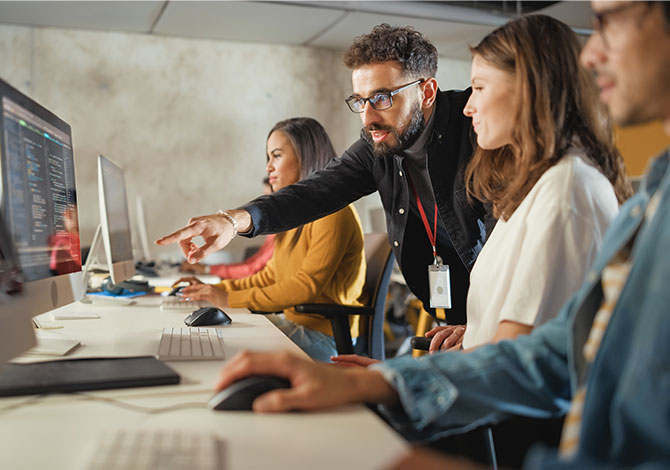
left=362, top=103, right=426, bottom=158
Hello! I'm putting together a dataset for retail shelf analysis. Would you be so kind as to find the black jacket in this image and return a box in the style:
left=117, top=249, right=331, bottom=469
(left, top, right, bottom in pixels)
left=242, top=89, right=494, bottom=323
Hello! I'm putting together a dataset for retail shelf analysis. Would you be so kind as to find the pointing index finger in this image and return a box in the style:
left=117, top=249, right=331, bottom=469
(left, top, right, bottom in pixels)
left=155, top=224, right=200, bottom=246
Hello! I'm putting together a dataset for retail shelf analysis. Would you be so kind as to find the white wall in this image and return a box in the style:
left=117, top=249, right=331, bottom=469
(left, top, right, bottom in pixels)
left=0, top=24, right=471, bottom=262
left=436, top=56, right=471, bottom=91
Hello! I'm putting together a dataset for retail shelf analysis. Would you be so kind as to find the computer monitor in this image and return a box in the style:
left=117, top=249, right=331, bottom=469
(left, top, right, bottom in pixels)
left=0, top=78, right=84, bottom=361
left=97, top=154, right=135, bottom=284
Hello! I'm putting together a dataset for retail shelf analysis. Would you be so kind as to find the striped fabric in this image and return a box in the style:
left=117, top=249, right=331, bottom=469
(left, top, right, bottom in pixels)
left=559, top=259, right=631, bottom=457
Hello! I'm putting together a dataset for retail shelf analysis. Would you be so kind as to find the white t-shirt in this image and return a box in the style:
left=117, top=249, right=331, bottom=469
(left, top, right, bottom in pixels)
left=462, top=149, right=619, bottom=349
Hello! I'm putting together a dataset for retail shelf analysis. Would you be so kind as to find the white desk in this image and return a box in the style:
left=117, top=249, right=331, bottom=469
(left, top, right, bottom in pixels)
left=0, top=296, right=408, bottom=469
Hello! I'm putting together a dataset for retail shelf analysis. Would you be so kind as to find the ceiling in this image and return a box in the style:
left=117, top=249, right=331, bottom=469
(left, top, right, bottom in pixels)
left=0, top=1, right=594, bottom=60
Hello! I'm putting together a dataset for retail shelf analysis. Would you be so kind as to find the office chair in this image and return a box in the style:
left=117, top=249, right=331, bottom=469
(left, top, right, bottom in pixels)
left=295, top=233, right=394, bottom=360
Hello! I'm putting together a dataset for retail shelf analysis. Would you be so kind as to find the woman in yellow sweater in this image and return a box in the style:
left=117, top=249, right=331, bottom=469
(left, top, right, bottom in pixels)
left=176, top=117, right=366, bottom=362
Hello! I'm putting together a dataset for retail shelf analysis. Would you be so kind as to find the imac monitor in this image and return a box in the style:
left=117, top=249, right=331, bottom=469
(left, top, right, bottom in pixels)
left=98, top=154, right=135, bottom=284
left=0, top=78, right=84, bottom=361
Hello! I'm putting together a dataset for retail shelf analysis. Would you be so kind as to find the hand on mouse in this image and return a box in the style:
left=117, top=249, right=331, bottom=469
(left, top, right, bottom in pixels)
left=215, top=351, right=399, bottom=413
left=155, top=210, right=252, bottom=264
left=181, top=283, right=229, bottom=308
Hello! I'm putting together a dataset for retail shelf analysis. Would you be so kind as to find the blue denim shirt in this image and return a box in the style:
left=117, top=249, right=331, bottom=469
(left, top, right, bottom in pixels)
left=374, top=149, right=670, bottom=469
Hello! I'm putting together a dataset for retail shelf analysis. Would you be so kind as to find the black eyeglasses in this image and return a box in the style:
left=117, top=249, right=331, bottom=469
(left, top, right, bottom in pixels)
left=345, top=79, right=425, bottom=113
left=592, top=1, right=651, bottom=48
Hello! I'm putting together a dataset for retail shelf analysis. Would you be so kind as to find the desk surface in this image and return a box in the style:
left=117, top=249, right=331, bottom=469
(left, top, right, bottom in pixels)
left=0, top=296, right=407, bottom=469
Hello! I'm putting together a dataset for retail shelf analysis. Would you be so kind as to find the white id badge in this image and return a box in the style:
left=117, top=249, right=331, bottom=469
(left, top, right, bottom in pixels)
left=428, top=263, right=451, bottom=309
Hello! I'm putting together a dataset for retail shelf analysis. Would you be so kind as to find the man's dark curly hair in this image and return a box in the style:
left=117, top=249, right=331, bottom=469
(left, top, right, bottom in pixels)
left=342, top=24, right=438, bottom=78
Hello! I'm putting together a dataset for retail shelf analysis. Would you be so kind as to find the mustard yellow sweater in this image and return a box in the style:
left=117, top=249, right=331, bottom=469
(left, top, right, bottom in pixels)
left=219, top=205, right=366, bottom=338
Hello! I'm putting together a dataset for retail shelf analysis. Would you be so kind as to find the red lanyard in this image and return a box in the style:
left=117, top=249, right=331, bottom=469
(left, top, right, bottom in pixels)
left=407, top=175, right=438, bottom=259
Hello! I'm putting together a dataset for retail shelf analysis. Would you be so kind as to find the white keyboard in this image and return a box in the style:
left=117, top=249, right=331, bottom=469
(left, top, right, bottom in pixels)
left=87, top=429, right=225, bottom=470
left=157, top=327, right=226, bottom=361
left=160, top=297, right=209, bottom=311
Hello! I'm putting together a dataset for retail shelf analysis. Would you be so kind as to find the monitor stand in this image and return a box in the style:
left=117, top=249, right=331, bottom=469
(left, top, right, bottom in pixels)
left=24, top=319, right=81, bottom=356
left=79, top=224, right=103, bottom=304
left=78, top=225, right=128, bottom=304
left=25, top=335, right=81, bottom=357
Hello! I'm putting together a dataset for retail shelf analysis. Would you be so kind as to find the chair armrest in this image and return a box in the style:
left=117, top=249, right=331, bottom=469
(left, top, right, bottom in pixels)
left=295, top=303, right=369, bottom=356
left=294, top=303, right=375, bottom=318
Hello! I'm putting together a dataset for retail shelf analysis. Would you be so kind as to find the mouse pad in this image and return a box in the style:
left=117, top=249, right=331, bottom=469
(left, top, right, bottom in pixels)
left=0, top=356, right=180, bottom=397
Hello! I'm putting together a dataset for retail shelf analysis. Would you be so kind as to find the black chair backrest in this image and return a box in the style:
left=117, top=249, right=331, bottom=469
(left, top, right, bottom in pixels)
left=361, top=233, right=394, bottom=360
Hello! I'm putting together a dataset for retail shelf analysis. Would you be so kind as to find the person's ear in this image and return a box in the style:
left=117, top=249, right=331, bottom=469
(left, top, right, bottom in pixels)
left=421, top=78, right=439, bottom=109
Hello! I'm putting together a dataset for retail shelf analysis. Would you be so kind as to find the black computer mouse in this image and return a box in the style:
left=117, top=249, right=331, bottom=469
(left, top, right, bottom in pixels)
left=208, top=375, right=292, bottom=411
left=184, top=307, right=232, bottom=327
left=168, top=285, right=185, bottom=296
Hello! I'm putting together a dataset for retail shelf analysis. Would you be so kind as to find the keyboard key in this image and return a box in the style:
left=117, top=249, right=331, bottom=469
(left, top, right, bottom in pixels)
left=190, top=329, right=202, bottom=357
left=210, top=331, right=225, bottom=357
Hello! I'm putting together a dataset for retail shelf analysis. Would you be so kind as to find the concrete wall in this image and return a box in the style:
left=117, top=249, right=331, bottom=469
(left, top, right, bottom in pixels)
left=0, top=24, right=471, bottom=263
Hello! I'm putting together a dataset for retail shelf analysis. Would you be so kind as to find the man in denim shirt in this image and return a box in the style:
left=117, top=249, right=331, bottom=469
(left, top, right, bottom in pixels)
left=214, top=2, right=670, bottom=468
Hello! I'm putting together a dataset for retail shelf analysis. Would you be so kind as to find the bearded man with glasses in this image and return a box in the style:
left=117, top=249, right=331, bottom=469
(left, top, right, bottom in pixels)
left=159, top=24, right=493, bottom=331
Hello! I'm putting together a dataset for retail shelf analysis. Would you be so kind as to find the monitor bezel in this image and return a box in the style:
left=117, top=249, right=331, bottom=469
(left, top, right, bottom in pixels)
left=97, top=154, right=135, bottom=285
left=135, top=196, right=152, bottom=262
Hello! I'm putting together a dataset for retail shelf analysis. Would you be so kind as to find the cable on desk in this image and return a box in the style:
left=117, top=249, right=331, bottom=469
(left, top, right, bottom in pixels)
left=73, top=392, right=208, bottom=414
left=0, top=394, right=47, bottom=415
left=0, top=393, right=206, bottom=416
